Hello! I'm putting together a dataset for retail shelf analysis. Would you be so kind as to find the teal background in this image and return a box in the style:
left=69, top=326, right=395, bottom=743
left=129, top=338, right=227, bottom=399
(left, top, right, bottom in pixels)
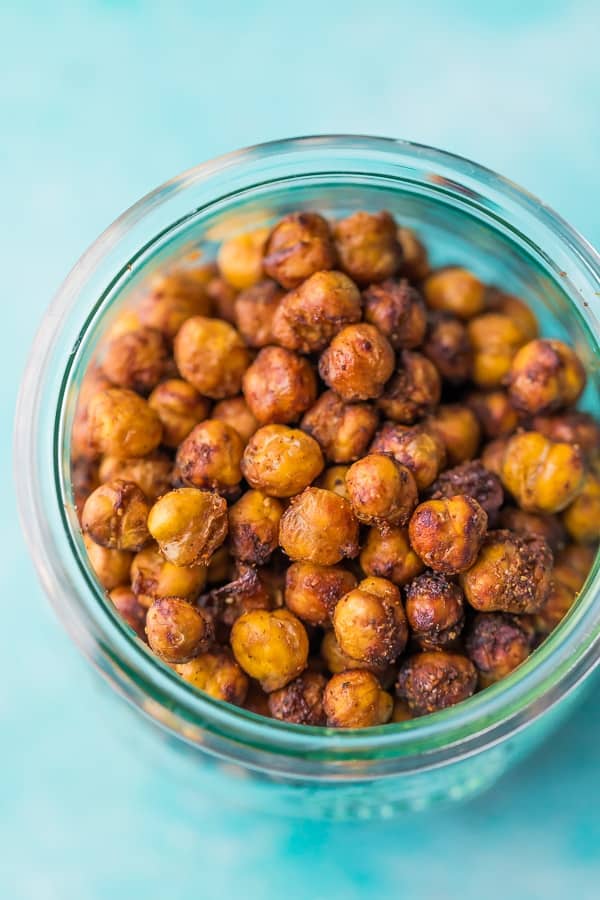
left=2, top=1, right=599, bottom=897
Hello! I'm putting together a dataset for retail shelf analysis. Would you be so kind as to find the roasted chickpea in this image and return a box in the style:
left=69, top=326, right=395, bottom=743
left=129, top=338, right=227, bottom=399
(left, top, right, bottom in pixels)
left=466, top=390, right=519, bottom=439
left=176, top=650, right=249, bottom=705
left=88, top=388, right=162, bottom=457
left=131, top=545, right=207, bottom=607
left=360, top=525, right=424, bottom=585
left=242, top=346, right=317, bottom=425
left=554, top=544, right=597, bottom=594
left=317, top=465, right=350, bottom=498
left=217, top=226, right=269, bottom=290
left=480, top=438, right=509, bottom=477
left=101, top=326, right=169, bottom=394
left=460, top=530, right=552, bottom=614
left=279, top=487, right=359, bottom=566
left=84, top=534, right=133, bottom=590
left=212, top=396, right=259, bottom=444
left=148, top=379, right=211, bottom=447
left=423, top=267, right=485, bottom=320
left=345, top=454, right=418, bottom=529
left=241, top=425, right=324, bottom=497
left=532, top=578, right=576, bottom=638
left=98, top=452, right=172, bottom=502
left=333, top=576, right=408, bottom=666
left=408, top=496, right=488, bottom=575
left=532, top=411, right=600, bottom=463
left=507, top=338, right=586, bottom=415
left=138, top=271, right=212, bottom=339
left=228, top=490, right=283, bottom=564
left=428, top=461, right=503, bottom=522
left=324, top=670, right=393, bottom=727
left=285, top=561, right=357, bottom=627
left=174, top=316, right=250, bottom=399
left=71, top=367, right=114, bottom=461
left=425, top=404, right=481, bottom=466
left=319, top=323, right=395, bottom=402
left=145, top=596, right=213, bottom=663
left=406, top=571, right=465, bottom=650
left=233, top=279, right=283, bottom=347
left=334, top=210, right=402, bottom=286
left=465, top=613, right=531, bottom=686
left=370, top=422, right=446, bottom=490
left=397, top=227, right=430, bottom=281
left=174, top=420, right=243, bottom=494
left=500, top=431, right=586, bottom=514
left=82, top=479, right=150, bottom=551
left=396, top=651, right=477, bottom=716
left=467, top=313, right=527, bottom=389
left=147, top=488, right=228, bottom=566
left=363, top=279, right=427, bottom=349
left=271, top=270, right=362, bottom=353
left=498, top=507, right=566, bottom=553
left=109, top=586, right=146, bottom=639
left=562, top=474, right=600, bottom=544
left=205, top=275, right=238, bottom=324
left=422, top=314, right=472, bottom=384
left=300, top=391, right=378, bottom=464
left=377, top=351, right=441, bottom=423
left=268, top=671, right=327, bottom=725
left=263, top=212, right=337, bottom=289
left=319, top=630, right=390, bottom=682
left=230, top=608, right=309, bottom=692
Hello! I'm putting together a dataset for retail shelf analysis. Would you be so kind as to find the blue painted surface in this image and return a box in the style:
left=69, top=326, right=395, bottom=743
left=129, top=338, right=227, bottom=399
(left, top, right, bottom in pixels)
left=2, top=1, right=599, bottom=897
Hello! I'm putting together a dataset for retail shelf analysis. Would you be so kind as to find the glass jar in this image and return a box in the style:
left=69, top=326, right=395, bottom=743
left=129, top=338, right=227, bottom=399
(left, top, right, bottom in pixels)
left=15, top=136, right=600, bottom=819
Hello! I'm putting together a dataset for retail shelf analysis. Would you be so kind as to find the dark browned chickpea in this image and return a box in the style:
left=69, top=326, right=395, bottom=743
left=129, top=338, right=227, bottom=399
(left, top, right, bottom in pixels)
left=101, top=326, right=169, bottom=394
left=147, top=488, right=228, bottom=566
left=334, top=211, right=402, bottom=286
left=507, top=338, right=586, bottom=415
left=319, top=323, right=395, bottom=402
left=300, top=391, right=378, bottom=464
left=230, top=608, right=309, bottom=692
left=174, top=316, right=250, bottom=399
left=532, top=411, right=600, bottom=463
left=408, top=496, right=488, bottom=575
left=146, top=597, right=213, bottom=663
left=465, top=613, right=531, bottom=686
left=466, top=390, right=519, bottom=439
left=467, top=313, right=527, bottom=389
left=370, top=422, right=446, bottom=491
left=562, top=474, right=600, bottom=544
left=360, top=525, right=424, bottom=586
left=263, top=212, right=337, bottom=289
left=72, top=457, right=100, bottom=520
left=324, top=669, right=393, bottom=727
left=82, top=479, right=150, bottom=552
left=176, top=649, right=249, bottom=705
left=241, top=425, right=324, bottom=497
left=422, top=314, right=472, bottom=383
left=498, top=507, right=566, bottom=553
left=268, top=671, right=327, bottom=724
left=148, top=379, right=211, bottom=447
left=459, top=530, right=552, bottom=614
left=480, top=438, right=509, bottom=477
left=84, top=534, right=133, bottom=590
left=333, top=576, right=408, bottom=666
left=285, top=561, right=357, bottom=626
left=345, top=454, right=418, bottom=529
left=405, top=572, right=465, bottom=650
left=131, top=545, right=207, bottom=607
left=396, top=651, right=477, bottom=716
left=533, top=579, right=576, bottom=637
left=217, top=227, right=270, bottom=290
left=317, top=465, right=350, bottom=498
left=279, top=487, right=359, bottom=566
left=242, top=346, right=317, bottom=425
left=363, top=279, right=427, bottom=349
left=397, top=227, right=430, bottom=281
left=71, top=367, right=114, bottom=461
left=98, top=452, right=172, bottom=503
left=109, top=586, right=146, bottom=639
left=234, top=279, right=283, bottom=347
left=428, top=461, right=503, bottom=522
left=88, top=388, right=162, bottom=457
left=271, top=270, right=362, bottom=353
left=423, top=267, right=485, bottom=320
left=205, top=275, right=238, bottom=324
left=138, top=271, right=212, bottom=339
left=377, top=351, right=441, bottom=423
left=228, top=490, right=283, bottom=564
left=425, top=404, right=481, bottom=466
left=174, top=420, right=243, bottom=494
left=500, top=431, right=586, bottom=514
left=485, top=287, right=538, bottom=341
left=212, top=396, right=259, bottom=444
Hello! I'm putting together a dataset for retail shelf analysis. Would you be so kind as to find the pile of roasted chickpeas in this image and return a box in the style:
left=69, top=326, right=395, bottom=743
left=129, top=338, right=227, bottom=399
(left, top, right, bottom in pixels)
left=72, top=209, right=600, bottom=728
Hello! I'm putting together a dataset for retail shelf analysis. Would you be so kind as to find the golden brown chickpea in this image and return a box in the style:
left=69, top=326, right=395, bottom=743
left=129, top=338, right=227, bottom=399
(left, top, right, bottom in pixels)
left=71, top=367, right=114, bottom=461
left=360, top=525, right=424, bottom=586
left=324, top=669, right=393, bottom=727
left=176, top=649, right=249, bottom=705
left=345, top=454, right=418, bottom=530
left=562, top=474, right=600, bottom=544
left=460, top=530, right=552, bottom=614
left=241, top=425, right=324, bottom=497
left=333, top=576, right=408, bottom=666
left=319, top=323, right=395, bottom=402
left=485, top=288, right=538, bottom=341
left=466, top=390, right=519, bottom=439
left=422, top=314, right=473, bottom=384
left=428, top=461, right=504, bottom=522
left=212, top=396, right=259, bottom=444
left=363, top=279, right=427, bottom=350
left=228, top=490, right=283, bottom=565
left=88, top=388, right=163, bottom=457
left=174, top=316, right=250, bottom=399
left=205, top=275, right=238, bottom=324
left=498, top=507, right=566, bottom=553
left=425, top=404, right=481, bottom=466
left=554, top=544, right=597, bottom=593
left=300, top=391, right=378, bottom=465
left=268, top=671, right=327, bottom=725
left=480, top=438, right=509, bottom=478
left=370, top=422, right=446, bottom=490
left=174, top=420, right=243, bottom=494
left=147, top=488, right=228, bottom=566
left=131, top=545, right=207, bottom=607
left=217, top=226, right=270, bottom=290
left=263, top=212, right=337, bottom=290
left=146, top=596, right=214, bottom=663
left=84, top=534, right=133, bottom=590
left=500, top=431, right=586, bottom=514
left=101, top=326, right=169, bottom=394
left=279, top=487, right=359, bottom=566
left=82, top=479, right=150, bottom=552
left=334, top=210, right=402, bottom=286
left=230, top=608, right=309, bottom=692
left=396, top=651, right=477, bottom=716
left=507, top=338, right=586, bottom=415
left=285, top=562, right=357, bottom=627
left=109, top=586, right=147, bottom=639
left=531, top=411, right=600, bottom=463
left=271, top=270, right=362, bottom=353
left=397, top=227, right=430, bottom=281
left=408, top=496, right=488, bottom=575
left=317, top=465, right=350, bottom=498
left=233, top=279, right=283, bottom=347
left=242, top=346, right=317, bottom=425
left=467, top=312, right=527, bottom=389
left=423, top=267, right=485, bottom=320
left=148, top=379, right=211, bottom=447
left=138, top=271, right=213, bottom=339
left=533, top=579, right=576, bottom=637
left=72, top=457, right=100, bottom=521
left=98, top=452, right=172, bottom=503
left=465, top=613, right=531, bottom=687
left=377, top=351, right=441, bottom=424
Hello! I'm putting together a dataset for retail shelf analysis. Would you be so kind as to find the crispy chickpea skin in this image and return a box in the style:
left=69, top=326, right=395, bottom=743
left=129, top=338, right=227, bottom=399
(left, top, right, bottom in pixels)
left=301, top=391, right=378, bottom=464
left=333, top=576, right=408, bottom=666
left=317, top=465, right=350, bottom=498
left=370, top=423, right=446, bottom=490
left=242, top=346, right=317, bottom=425
left=426, top=404, right=481, bottom=466
left=500, top=431, right=586, bottom=514
left=101, top=326, right=169, bottom=394
left=319, top=323, right=395, bottom=402
left=507, top=338, right=587, bottom=415
left=109, top=586, right=147, bottom=639
left=459, top=530, right=553, bottom=614
left=82, top=479, right=150, bottom=551
left=533, top=579, right=577, bottom=637
left=397, top=227, right=430, bottom=281
left=137, top=271, right=213, bottom=339
left=408, top=496, right=488, bottom=575
left=272, top=270, right=362, bottom=354
left=324, top=669, right=393, bottom=728
left=145, top=597, right=213, bottom=663
left=228, top=490, right=283, bottom=564
left=396, top=651, right=477, bottom=716
left=423, top=267, right=485, bottom=319
left=466, top=390, right=519, bottom=439
left=334, top=210, right=402, bottom=286
left=174, top=316, right=250, bottom=399
left=241, top=425, right=324, bottom=497
left=84, top=534, right=133, bottom=590
left=405, top=572, right=465, bottom=650
left=217, top=226, right=270, bottom=290
left=234, top=279, right=283, bottom=347
left=467, top=313, right=527, bottom=389
left=230, top=608, right=309, bottom=692
left=428, top=460, right=503, bottom=522
left=422, top=314, right=473, bottom=384
left=377, top=351, right=441, bottom=423
left=212, top=396, right=259, bottom=444
left=345, top=454, right=418, bottom=529
left=485, top=288, right=538, bottom=341
left=148, top=379, right=211, bottom=447
left=88, top=388, right=162, bottom=457
left=562, top=474, right=600, bottom=544
left=532, top=411, right=600, bottom=463
left=285, top=562, right=357, bottom=626
left=263, top=212, right=337, bottom=290
left=363, top=279, right=427, bottom=350
left=279, top=487, right=359, bottom=566
left=147, top=488, right=228, bottom=566
left=268, top=671, right=327, bottom=725
left=174, top=420, right=243, bottom=494
left=176, top=650, right=249, bottom=705
left=360, top=525, right=424, bottom=585
left=98, top=452, right=172, bottom=502
left=131, top=545, right=207, bottom=606
left=498, top=507, right=566, bottom=553
left=465, top=613, right=531, bottom=686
